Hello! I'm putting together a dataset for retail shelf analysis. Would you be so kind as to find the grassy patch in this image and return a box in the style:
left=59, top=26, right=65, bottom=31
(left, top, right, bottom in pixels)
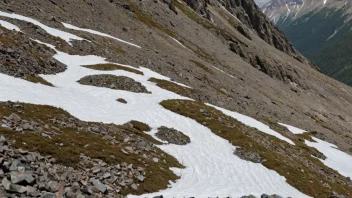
left=129, top=120, right=152, bottom=132
left=149, top=77, right=202, bottom=98
left=189, top=60, right=213, bottom=74
left=24, top=74, right=54, bottom=87
left=0, top=33, right=16, bottom=47
left=128, top=1, right=215, bottom=62
left=0, top=102, right=182, bottom=195
left=160, top=99, right=352, bottom=197
left=297, top=132, right=317, bottom=142
left=83, top=63, right=144, bottom=75
left=129, top=1, right=177, bottom=38
left=173, top=1, right=233, bottom=42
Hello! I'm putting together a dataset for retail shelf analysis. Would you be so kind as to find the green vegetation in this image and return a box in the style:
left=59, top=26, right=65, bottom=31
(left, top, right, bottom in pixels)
left=189, top=60, right=213, bottom=73
left=129, top=1, right=215, bottom=62
left=149, top=77, right=202, bottom=98
left=173, top=1, right=233, bottom=41
left=24, top=74, right=54, bottom=87
left=129, top=120, right=152, bottom=132
left=83, top=63, right=144, bottom=75
left=296, top=132, right=317, bottom=143
left=160, top=99, right=352, bottom=197
left=0, top=102, right=182, bottom=195
left=0, top=33, right=16, bottom=47
left=129, top=1, right=177, bottom=38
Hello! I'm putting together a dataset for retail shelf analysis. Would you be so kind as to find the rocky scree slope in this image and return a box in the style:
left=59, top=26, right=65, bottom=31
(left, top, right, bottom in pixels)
left=1, top=0, right=352, bottom=197
left=261, top=0, right=352, bottom=86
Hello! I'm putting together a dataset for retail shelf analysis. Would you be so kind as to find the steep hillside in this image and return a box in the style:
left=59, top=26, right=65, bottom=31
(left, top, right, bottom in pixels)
left=1, top=0, right=352, bottom=197
left=261, top=0, right=352, bottom=85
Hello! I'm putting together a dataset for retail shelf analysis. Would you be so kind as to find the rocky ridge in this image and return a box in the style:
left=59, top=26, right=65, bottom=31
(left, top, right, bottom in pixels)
left=0, top=27, right=65, bottom=80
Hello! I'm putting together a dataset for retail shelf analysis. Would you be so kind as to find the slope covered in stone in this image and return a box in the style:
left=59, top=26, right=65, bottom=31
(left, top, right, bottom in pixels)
left=1, top=0, right=352, bottom=197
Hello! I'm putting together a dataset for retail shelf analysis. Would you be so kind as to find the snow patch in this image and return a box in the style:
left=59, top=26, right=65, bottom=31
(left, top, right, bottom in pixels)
left=307, top=137, right=352, bottom=178
left=168, top=36, right=191, bottom=51
left=209, top=105, right=295, bottom=145
left=278, top=123, right=306, bottom=134
left=0, top=19, right=20, bottom=31
left=62, top=22, right=141, bottom=48
left=281, top=123, right=352, bottom=178
left=0, top=11, right=83, bottom=44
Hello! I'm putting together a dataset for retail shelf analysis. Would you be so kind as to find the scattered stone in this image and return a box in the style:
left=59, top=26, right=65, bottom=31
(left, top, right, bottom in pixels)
left=8, top=113, right=21, bottom=122
left=155, top=126, right=190, bottom=145
left=117, top=98, right=128, bottom=104
left=137, top=175, right=145, bottom=182
left=131, top=183, right=138, bottom=191
left=92, top=179, right=106, bottom=193
left=122, top=27, right=130, bottom=32
left=261, top=194, right=283, bottom=198
left=234, top=148, right=261, bottom=163
left=78, top=75, right=151, bottom=93
left=240, top=196, right=256, bottom=198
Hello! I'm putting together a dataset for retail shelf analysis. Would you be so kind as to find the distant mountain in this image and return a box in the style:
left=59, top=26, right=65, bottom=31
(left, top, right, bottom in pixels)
left=261, top=0, right=352, bottom=85
left=255, top=0, right=271, bottom=7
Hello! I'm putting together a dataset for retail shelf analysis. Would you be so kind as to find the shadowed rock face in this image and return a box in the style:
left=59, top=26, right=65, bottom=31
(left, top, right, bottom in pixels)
left=183, top=0, right=310, bottom=64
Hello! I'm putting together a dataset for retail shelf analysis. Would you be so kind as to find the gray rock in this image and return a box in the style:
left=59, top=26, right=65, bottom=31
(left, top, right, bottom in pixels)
left=46, top=180, right=60, bottom=192
left=0, top=136, right=7, bottom=144
left=10, top=172, right=35, bottom=184
left=78, top=75, right=150, bottom=93
left=41, top=192, right=56, bottom=198
left=234, top=148, right=261, bottom=163
left=22, top=123, right=30, bottom=130
left=261, top=194, right=283, bottom=198
left=9, top=160, right=20, bottom=171
left=137, top=175, right=145, bottom=182
left=156, top=126, right=190, bottom=145
left=81, top=186, right=93, bottom=195
left=92, top=179, right=106, bottom=193
left=103, top=172, right=111, bottom=179
left=2, top=178, right=27, bottom=193
left=131, top=183, right=138, bottom=191
left=8, top=113, right=21, bottom=122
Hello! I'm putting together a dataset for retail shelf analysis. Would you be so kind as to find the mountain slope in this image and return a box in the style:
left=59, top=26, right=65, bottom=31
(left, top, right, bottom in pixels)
left=1, top=0, right=352, bottom=197
left=262, top=0, right=352, bottom=86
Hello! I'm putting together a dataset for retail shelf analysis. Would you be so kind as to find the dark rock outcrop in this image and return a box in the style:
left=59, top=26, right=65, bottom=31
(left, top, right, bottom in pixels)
left=0, top=28, right=65, bottom=78
left=78, top=75, right=151, bottom=93
left=156, top=126, right=191, bottom=145
left=181, top=0, right=311, bottom=64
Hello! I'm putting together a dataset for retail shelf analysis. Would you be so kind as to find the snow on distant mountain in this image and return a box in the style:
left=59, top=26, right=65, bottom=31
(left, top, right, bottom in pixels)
left=255, top=0, right=271, bottom=7
left=261, top=0, right=352, bottom=86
